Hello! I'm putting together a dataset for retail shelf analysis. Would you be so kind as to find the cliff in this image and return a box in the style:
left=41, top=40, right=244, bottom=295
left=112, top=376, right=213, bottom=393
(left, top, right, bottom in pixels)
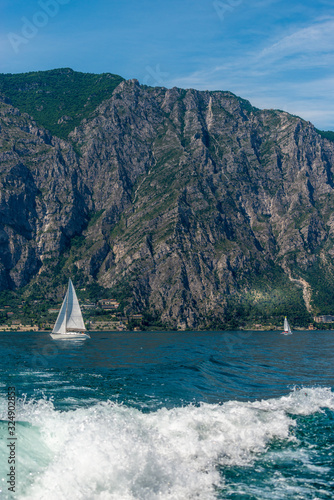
left=1, top=68, right=334, bottom=328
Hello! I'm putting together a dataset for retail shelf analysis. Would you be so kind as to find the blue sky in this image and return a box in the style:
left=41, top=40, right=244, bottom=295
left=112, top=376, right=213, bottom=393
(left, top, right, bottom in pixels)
left=1, top=0, right=334, bottom=130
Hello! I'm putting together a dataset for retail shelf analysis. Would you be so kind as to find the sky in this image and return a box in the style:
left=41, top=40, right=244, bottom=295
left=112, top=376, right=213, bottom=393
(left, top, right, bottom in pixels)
left=1, top=0, right=334, bottom=130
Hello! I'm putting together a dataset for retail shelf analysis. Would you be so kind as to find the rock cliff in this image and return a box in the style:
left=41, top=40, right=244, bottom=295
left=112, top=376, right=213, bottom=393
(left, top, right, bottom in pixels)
left=1, top=69, right=334, bottom=328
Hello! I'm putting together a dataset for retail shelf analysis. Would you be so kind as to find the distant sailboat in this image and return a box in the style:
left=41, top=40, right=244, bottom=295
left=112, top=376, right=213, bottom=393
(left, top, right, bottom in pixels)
left=281, top=316, right=292, bottom=335
left=50, top=279, right=90, bottom=340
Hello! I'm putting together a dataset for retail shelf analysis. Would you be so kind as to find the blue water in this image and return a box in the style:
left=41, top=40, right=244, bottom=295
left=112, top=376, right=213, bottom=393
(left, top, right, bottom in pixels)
left=0, top=330, right=333, bottom=499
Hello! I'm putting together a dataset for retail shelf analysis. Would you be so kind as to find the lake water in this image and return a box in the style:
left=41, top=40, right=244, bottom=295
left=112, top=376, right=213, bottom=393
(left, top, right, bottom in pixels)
left=0, top=330, right=333, bottom=499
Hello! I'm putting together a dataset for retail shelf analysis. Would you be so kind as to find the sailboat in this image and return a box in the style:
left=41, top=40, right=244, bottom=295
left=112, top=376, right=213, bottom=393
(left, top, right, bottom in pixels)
left=281, top=316, right=292, bottom=335
left=50, top=279, right=90, bottom=340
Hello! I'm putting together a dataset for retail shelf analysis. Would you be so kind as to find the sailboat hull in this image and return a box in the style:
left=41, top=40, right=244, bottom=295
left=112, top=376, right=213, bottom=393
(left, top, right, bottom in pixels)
left=50, top=332, right=90, bottom=340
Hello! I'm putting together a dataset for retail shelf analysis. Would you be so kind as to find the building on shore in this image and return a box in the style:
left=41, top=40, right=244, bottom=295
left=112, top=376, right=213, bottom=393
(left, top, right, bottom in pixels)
left=98, top=299, right=120, bottom=310
left=314, top=315, right=334, bottom=323
left=0, top=324, right=39, bottom=331
left=89, top=320, right=127, bottom=331
left=129, top=314, right=143, bottom=322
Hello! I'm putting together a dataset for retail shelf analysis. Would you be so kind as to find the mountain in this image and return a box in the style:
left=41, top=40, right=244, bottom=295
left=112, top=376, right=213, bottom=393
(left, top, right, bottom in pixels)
left=1, top=68, right=334, bottom=329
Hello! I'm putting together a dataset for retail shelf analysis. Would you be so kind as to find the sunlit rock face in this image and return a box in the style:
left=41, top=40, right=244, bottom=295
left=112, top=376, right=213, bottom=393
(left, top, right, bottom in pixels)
left=1, top=75, right=334, bottom=327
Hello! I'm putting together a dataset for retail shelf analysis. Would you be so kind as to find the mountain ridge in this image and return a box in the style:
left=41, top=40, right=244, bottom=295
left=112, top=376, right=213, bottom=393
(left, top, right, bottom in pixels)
left=1, top=68, right=334, bottom=329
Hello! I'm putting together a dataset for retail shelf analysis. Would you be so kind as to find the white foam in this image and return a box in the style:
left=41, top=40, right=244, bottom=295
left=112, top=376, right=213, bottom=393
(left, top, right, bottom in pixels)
left=250, top=386, right=334, bottom=415
left=0, top=387, right=332, bottom=500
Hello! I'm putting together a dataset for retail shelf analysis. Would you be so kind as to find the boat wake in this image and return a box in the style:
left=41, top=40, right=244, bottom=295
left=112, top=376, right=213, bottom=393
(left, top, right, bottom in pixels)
left=0, top=387, right=333, bottom=499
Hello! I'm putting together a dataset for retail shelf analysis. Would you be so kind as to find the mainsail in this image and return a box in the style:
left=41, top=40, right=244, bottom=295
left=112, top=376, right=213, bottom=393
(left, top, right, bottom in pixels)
left=66, top=279, right=86, bottom=331
left=52, top=279, right=86, bottom=334
left=283, top=317, right=292, bottom=334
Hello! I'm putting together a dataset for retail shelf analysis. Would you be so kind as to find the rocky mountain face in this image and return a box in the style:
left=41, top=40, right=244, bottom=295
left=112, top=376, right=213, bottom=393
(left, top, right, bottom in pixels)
left=1, top=69, right=334, bottom=328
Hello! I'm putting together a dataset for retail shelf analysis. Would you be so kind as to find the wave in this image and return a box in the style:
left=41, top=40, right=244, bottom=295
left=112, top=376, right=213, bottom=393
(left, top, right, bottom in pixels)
left=0, top=387, right=333, bottom=500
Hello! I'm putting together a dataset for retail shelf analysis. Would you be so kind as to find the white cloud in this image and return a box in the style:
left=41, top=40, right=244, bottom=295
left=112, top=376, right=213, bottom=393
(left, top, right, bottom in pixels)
left=259, top=18, right=334, bottom=61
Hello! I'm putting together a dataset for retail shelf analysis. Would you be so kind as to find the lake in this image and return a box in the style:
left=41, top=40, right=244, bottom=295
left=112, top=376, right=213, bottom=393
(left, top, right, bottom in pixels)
left=0, top=330, right=333, bottom=499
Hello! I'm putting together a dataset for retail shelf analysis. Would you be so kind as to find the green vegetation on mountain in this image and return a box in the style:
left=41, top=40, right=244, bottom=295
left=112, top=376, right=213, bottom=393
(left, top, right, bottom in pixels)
left=316, top=129, right=334, bottom=143
left=0, top=68, right=124, bottom=139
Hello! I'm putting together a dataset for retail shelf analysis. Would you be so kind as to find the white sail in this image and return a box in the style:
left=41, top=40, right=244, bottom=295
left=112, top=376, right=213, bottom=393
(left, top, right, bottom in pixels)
left=50, top=279, right=89, bottom=340
left=52, top=294, right=67, bottom=334
left=283, top=317, right=292, bottom=334
left=65, top=279, right=86, bottom=332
